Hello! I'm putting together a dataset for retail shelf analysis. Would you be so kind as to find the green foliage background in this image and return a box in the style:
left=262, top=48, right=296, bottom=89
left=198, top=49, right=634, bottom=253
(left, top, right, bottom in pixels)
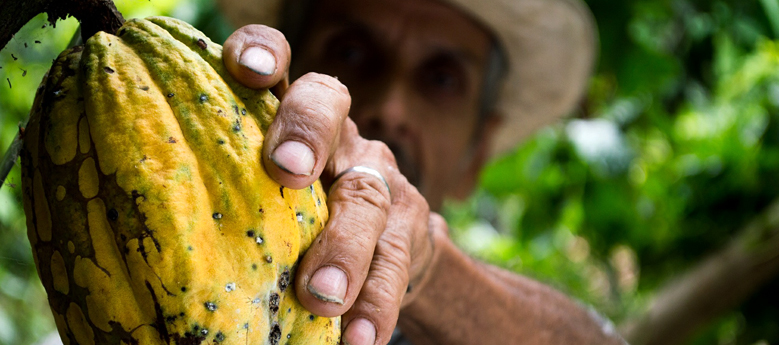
left=1, top=0, right=778, bottom=344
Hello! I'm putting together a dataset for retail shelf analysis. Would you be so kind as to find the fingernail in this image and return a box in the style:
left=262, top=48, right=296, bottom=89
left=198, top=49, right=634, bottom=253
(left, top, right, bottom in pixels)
left=307, top=266, right=347, bottom=304
left=343, top=318, right=376, bottom=345
left=239, top=46, right=276, bottom=76
left=271, top=141, right=315, bottom=176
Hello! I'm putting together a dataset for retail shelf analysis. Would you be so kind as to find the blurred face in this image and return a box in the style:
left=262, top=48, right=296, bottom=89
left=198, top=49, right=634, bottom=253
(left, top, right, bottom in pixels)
left=291, top=0, right=497, bottom=210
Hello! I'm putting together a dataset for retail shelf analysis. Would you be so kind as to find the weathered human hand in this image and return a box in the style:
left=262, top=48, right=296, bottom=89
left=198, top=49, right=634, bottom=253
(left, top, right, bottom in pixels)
left=224, top=25, right=438, bottom=345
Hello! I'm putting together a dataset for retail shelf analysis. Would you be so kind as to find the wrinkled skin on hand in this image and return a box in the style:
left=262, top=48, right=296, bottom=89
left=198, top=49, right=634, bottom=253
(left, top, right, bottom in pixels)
left=223, top=24, right=439, bottom=345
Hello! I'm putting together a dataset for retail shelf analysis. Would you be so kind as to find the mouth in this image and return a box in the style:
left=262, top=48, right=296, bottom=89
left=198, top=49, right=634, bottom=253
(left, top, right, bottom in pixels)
left=384, top=140, right=423, bottom=190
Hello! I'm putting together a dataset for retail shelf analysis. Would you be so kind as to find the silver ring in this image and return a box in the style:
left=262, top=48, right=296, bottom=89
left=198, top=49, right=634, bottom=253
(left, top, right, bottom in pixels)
left=333, top=166, right=391, bottom=196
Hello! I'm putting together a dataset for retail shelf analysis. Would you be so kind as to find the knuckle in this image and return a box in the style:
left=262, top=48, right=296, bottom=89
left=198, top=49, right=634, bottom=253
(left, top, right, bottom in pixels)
left=429, top=212, right=447, bottom=229
left=279, top=101, right=338, bottom=145
left=394, top=180, right=429, bottom=216
left=236, top=24, right=285, bottom=42
left=299, top=72, right=351, bottom=99
left=330, top=176, right=391, bottom=214
left=368, top=269, right=405, bottom=305
left=368, top=140, right=396, bottom=165
left=375, top=235, right=412, bottom=276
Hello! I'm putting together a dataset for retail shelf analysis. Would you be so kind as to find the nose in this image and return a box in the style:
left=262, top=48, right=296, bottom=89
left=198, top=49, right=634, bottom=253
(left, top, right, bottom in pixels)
left=352, top=81, right=412, bottom=141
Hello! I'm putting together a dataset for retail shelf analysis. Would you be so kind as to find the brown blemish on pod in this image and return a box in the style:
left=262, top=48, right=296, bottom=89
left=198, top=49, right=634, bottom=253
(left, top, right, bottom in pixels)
left=78, top=157, right=99, bottom=199
left=50, top=251, right=69, bottom=294
left=278, top=268, right=290, bottom=292
left=269, top=323, right=281, bottom=345
left=269, top=292, right=279, bottom=314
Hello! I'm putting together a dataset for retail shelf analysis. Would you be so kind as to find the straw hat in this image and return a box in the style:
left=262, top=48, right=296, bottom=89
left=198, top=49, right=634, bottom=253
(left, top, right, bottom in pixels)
left=217, top=0, right=597, bottom=156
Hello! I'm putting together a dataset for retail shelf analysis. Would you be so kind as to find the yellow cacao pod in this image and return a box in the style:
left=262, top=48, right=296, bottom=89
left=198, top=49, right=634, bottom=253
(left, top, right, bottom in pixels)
left=20, top=16, right=339, bottom=345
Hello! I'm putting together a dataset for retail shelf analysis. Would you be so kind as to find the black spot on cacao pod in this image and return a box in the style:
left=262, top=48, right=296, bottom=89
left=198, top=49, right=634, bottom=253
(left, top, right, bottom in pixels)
left=107, top=208, right=118, bottom=221
left=233, top=105, right=239, bottom=115
left=200, top=328, right=208, bottom=336
left=212, top=213, right=222, bottom=220
left=269, top=292, right=280, bottom=314
left=197, top=38, right=207, bottom=50
left=278, top=269, right=290, bottom=292
left=167, top=93, right=175, bottom=98
left=269, top=323, right=281, bottom=345
left=247, top=230, right=255, bottom=237
left=139, top=86, right=150, bottom=91
left=215, top=331, right=225, bottom=342
left=166, top=315, right=176, bottom=323
left=217, top=139, right=225, bottom=145
left=287, top=334, right=291, bottom=339
left=181, top=286, right=187, bottom=292
left=241, top=108, right=247, bottom=115
left=103, top=66, right=114, bottom=74
left=279, top=186, right=284, bottom=198
left=309, top=314, right=315, bottom=321
left=199, top=94, right=208, bottom=103
left=309, top=217, right=315, bottom=225
left=204, top=302, right=217, bottom=311
left=252, top=263, right=258, bottom=270
left=265, top=255, right=273, bottom=263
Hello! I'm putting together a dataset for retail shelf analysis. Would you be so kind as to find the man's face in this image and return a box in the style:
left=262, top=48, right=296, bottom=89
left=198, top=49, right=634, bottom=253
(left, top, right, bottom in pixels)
left=291, top=0, right=496, bottom=210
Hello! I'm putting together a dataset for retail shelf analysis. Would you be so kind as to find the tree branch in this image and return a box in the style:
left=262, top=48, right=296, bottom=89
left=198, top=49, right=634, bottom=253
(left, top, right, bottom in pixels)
left=0, top=0, right=50, bottom=50
left=620, top=200, right=779, bottom=345
left=0, top=0, right=123, bottom=51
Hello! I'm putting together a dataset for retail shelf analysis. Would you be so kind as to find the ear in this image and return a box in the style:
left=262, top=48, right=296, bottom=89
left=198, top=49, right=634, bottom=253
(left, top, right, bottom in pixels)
left=450, top=112, right=504, bottom=200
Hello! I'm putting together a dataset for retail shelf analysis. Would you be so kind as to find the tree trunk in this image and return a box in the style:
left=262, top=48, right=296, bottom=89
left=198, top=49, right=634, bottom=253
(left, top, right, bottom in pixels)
left=620, top=200, right=779, bottom=345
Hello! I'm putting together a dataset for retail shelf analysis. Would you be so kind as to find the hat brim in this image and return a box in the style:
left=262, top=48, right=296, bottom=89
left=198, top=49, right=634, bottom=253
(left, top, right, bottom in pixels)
left=218, top=0, right=597, bottom=156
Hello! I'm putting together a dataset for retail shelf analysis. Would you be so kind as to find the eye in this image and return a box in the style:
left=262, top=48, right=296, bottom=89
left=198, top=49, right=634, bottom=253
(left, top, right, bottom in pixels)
left=425, top=67, right=460, bottom=91
left=334, top=40, right=366, bottom=65
left=417, top=56, right=467, bottom=98
left=323, top=31, right=372, bottom=69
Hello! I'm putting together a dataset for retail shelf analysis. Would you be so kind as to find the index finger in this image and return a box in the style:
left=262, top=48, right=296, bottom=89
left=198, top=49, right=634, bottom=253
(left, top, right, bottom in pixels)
left=223, top=24, right=291, bottom=90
